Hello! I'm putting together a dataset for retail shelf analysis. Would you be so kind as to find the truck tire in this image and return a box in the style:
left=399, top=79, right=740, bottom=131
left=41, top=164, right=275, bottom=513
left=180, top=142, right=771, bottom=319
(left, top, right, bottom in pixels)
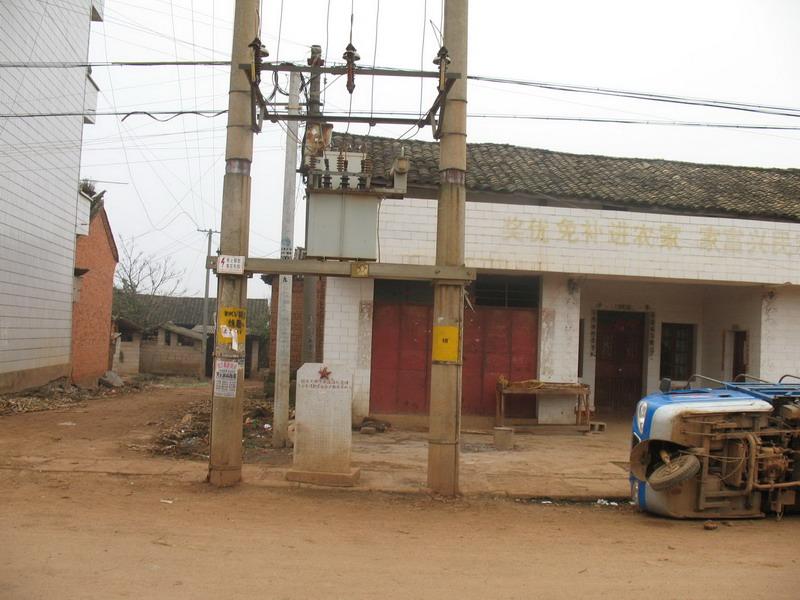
left=647, top=453, right=701, bottom=491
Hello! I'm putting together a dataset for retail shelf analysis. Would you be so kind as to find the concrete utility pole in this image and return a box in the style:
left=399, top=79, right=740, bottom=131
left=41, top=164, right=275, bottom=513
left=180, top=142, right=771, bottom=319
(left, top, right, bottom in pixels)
left=208, top=0, right=258, bottom=487
left=428, top=0, right=468, bottom=496
left=301, top=46, right=323, bottom=365
left=272, top=71, right=301, bottom=448
left=198, top=228, right=219, bottom=366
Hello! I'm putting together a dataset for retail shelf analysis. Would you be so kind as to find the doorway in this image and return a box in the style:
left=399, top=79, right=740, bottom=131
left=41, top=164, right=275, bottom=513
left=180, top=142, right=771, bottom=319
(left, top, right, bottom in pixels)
left=594, top=310, right=646, bottom=416
left=732, top=331, right=748, bottom=379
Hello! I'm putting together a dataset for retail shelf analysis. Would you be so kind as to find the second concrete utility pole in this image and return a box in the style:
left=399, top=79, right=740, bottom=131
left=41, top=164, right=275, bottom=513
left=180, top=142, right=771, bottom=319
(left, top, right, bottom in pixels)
left=272, top=71, right=301, bottom=448
left=427, top=0, right=468, bottom=496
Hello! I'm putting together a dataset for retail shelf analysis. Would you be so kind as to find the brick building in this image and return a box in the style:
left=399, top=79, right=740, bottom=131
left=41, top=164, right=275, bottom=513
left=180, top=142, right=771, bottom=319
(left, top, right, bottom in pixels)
left=114, top=295, right=269, bottom=378
left=312, top=133, right=800, bottom=427
left=71, top=193, right=118, bottom=387
left=0, top=0, right=103, bottom=393
left=266, top=276, right=326, bottom=373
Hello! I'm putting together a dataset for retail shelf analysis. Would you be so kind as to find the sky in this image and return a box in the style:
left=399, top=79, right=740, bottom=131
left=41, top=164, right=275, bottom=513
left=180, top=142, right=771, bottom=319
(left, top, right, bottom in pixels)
left=81, top=0, right=800, bottom=298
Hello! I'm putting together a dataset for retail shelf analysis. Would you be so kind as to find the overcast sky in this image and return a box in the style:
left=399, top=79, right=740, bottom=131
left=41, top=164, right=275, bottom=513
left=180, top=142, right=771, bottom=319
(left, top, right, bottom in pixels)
left=81, top=0, right=800, bottom=298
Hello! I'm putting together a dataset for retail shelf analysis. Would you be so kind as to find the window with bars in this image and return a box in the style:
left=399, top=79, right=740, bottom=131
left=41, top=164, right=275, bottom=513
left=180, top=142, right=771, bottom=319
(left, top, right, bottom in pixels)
left=660, top=323, right=695, bottom=380
left=472, top=276, right=539, bottom=308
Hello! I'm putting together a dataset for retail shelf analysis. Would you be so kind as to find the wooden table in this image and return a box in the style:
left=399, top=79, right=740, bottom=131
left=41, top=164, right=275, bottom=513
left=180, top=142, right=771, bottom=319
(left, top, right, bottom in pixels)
left=495, top=378, right=591, bottom=430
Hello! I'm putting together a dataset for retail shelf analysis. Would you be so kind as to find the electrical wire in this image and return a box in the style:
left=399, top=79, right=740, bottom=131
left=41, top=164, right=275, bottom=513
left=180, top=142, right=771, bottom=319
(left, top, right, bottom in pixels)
left=366, top=0, right=381, bottom=137
left=275, top=0, right=285, bottom=62
left=323, top=0, right=332, bottom=107
left=468, top=74, right=800, bottom=119
left=170, top=0, right=203, bottom=228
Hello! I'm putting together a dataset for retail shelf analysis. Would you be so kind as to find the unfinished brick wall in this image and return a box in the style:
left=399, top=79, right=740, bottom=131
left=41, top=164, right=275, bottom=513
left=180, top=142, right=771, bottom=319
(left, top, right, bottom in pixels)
left=71, top=208, right=117, bottom=387
left=113, top=336, right=141, bottom=375
left=140, top=338, right=203, bottom=377
left=268, top=277, right=326, bottom=373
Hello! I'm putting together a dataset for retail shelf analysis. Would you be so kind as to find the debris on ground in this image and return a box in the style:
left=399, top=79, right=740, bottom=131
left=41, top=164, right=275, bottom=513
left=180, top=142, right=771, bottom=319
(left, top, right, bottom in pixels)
left=595, top=499, right=619, bottom=506
left=703, top=520, right=719, bottom=531
left=99, top=371, right=125, bottom=388
left=154, top=385, right=276, bottom=460
left=359, top=416, right=391, bottom=433
left=0, top=375, right=204, bottom=417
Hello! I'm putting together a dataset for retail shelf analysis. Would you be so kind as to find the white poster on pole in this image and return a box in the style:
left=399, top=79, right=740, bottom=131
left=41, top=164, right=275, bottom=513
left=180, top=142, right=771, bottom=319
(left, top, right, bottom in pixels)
left=214, top=359, right=239, bottom=398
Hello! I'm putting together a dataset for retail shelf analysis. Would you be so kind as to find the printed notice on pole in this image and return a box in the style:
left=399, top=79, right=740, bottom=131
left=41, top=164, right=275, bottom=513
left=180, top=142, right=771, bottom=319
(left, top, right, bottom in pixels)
left=216, top=306, right=246, bottom=347
left=217, top=255, right=245, bottom=275
left=214, top=359, right=238, bottom=398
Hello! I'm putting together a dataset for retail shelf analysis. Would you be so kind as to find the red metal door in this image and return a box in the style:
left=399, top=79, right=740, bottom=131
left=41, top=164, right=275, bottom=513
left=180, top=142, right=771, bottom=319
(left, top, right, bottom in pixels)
left=370, top=302, right=432, bottom=414
left=463, top=307, right=538, bottom=416
left=371, top=298, right=537, bottom=416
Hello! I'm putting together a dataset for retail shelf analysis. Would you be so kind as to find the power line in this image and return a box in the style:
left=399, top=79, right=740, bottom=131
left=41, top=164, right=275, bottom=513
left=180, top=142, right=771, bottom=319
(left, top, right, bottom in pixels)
left=468, top=74, right=800, bottom=119
left=6, top=107, right=800, bottom=132
left=0, top=110, right=226, bottom=120
left=6, top=58, right=800, bottom=118
left=0, top=61, right=230, bottom=68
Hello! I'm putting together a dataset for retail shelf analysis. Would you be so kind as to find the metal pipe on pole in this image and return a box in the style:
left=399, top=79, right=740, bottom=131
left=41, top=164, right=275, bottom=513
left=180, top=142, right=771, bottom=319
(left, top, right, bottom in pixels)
left=427, top=0, right=468, bottom=496
left=207, top=0, right=259, bottom=487
left=198, top=228, right=219, bottom=366
left=272, top=71, right=301, bottom=448
left=302, top=46, right=323, bottom=365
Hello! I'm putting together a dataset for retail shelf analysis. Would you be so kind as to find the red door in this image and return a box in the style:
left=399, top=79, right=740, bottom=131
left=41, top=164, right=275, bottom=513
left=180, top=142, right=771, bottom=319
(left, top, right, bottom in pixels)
left=370, top=302, right=433, bottom=414
left=370, top=299, right=538, bottom=416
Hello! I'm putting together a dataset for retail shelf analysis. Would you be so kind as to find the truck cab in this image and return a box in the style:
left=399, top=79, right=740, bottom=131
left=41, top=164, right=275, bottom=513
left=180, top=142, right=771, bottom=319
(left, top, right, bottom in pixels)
left=630, top=376, right=800, bottom=518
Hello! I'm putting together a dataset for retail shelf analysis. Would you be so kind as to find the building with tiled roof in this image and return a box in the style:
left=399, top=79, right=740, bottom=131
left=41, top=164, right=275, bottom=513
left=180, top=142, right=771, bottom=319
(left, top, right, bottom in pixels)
left=298, top=133, right=800, bottom=426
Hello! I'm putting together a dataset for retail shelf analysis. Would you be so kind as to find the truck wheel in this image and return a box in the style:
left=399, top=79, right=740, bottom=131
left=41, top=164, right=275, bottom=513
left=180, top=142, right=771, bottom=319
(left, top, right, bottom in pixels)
left=647, top=454, right=701, bottom=491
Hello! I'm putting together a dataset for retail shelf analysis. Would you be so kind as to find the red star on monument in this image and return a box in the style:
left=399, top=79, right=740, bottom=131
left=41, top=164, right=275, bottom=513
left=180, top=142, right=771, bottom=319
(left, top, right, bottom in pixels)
left=318, top=366, right=332, bottom=380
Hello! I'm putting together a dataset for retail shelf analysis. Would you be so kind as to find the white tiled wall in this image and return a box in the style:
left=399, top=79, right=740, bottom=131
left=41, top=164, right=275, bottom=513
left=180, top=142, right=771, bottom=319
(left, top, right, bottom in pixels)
left=759, top=287, right=800, bottom=381
left=380, top=199, right=800, bottom=286
left=0, top=1, right=95, bottom=380
left=322, top=278, right=374, bottom=423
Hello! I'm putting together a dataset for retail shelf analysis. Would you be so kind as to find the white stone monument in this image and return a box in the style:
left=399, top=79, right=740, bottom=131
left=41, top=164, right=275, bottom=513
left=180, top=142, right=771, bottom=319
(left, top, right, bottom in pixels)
left=286, top=363, right=360, bottom=486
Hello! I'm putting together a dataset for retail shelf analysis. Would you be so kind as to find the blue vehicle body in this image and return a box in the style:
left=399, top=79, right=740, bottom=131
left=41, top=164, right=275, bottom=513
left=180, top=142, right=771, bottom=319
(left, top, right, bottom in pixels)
left=629, top=379, right=800, bottom=518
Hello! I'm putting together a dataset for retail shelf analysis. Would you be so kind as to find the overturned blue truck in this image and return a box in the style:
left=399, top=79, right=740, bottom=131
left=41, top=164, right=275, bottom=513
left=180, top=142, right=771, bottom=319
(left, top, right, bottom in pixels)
left=630, top=375, right=800, bottom=518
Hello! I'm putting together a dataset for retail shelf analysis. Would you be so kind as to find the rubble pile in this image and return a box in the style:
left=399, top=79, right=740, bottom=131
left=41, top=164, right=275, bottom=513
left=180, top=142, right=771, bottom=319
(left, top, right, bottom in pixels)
left=155, top=388, right=276, bottom=459
left=0, top=376, right=141, bottom=416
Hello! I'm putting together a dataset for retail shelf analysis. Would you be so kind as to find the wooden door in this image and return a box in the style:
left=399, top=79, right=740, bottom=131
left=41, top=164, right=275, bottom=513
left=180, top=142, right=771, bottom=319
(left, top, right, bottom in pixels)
left=595, top=311, right=645, bottom=416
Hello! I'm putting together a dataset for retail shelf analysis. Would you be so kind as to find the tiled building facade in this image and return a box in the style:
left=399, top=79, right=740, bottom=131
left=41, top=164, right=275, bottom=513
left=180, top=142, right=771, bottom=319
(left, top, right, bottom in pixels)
left=0, top=0, right=103, bottom=392
left=317, top=134, right=800, bottom=426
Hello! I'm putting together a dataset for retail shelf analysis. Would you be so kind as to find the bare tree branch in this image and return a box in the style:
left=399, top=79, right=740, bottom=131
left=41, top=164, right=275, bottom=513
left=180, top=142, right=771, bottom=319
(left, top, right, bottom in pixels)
left=113, top=237, right=186, bottom=329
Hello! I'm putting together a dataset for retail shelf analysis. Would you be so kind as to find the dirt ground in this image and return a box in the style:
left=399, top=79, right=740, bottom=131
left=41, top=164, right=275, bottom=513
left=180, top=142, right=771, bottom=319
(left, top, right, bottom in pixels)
left=1, top=382, right=799, bottom=599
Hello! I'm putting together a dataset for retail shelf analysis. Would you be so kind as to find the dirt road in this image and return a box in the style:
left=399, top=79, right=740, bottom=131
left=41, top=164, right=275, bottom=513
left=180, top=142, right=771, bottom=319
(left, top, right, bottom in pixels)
left=1, top=384, right=798, bottom=599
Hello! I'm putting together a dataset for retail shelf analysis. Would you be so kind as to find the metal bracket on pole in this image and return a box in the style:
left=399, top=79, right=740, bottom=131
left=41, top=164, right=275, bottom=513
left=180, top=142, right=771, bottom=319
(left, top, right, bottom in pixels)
left=207, top=256, right=476, bottom=284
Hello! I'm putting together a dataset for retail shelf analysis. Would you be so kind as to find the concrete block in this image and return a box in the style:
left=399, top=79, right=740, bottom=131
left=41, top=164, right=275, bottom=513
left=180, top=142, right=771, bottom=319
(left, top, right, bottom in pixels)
left=493, top=427, right=514, bottom=451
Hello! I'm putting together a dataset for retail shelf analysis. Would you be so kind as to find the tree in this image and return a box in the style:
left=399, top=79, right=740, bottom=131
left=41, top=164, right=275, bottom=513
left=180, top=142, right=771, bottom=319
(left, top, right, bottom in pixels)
left=113, top=237, right=185, bottom=330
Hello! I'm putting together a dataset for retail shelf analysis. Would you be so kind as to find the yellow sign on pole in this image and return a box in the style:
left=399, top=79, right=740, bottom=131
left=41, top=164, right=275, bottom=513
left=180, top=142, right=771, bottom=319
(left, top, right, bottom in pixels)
left=432, top=325, right=460, bottom=363
left=217, top=306, right=247, bottom=349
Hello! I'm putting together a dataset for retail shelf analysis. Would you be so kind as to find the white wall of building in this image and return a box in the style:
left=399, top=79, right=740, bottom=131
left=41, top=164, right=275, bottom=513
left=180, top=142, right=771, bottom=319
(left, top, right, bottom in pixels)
left=700, top=286, right=763, bottom=383
left=759, top=287, right=800, bottom=381
left=380, top=198, right=800, bottom=286
left=322, top=278, right=374, bottom=424
left=0, top=1, right=99, bottom=390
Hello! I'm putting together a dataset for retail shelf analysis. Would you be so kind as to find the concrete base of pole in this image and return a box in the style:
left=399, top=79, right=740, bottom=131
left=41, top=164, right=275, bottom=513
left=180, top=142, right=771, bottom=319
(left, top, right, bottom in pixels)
left=207, top=467, right=242, bottom=487
left=427, top=441, right=460, bottom=495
